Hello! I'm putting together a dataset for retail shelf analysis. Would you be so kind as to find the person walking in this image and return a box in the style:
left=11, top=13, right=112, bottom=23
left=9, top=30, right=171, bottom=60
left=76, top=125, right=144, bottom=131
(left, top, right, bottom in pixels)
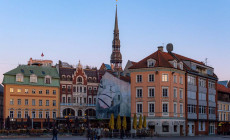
left=97, top=126, right=102, bottom=140
left=52, top=127, right=58, bottom=140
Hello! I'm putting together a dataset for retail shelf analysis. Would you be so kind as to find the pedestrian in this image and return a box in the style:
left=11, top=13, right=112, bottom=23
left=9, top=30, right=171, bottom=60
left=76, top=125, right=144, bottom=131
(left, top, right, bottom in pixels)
left=97, top=126, right=101, bottom=140
left=52, top=127, right=58, bottom=140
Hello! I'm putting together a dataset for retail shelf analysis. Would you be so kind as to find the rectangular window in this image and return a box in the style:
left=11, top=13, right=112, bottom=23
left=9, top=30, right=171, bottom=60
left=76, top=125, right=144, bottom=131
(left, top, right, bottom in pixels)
left=149, top=103, right=155, bottom=114
left=17, top=111, right=21, bottom=118
left=32, top=99, right=35, bottom=106
left=174, top=103, right=177, bottom=115
left=17, top=89, right=21, bottom=93
left=46, top=90, right=49, bottom=94
left=10, top=99, right=14, bottom=105
left=162, top=125, right=169, bottom=132
left=68, top=86, right=71, bottom=92
left=39, top=100, right=42, bottom=106
left=162, top=87, right=168, bottom=97
left=32, top=111, right=36, bottom=118
left=25, top=99, right=28, bottom=105
left=10, top=111, right=14, bottom=118
left=199, top=93, right=206, bottom=100
left=188, top=76, right=196, bottom=85
left=137, top=103, right=143, bottom=113
left=25, top=111, right=28, bottom=118
left=39, top=111, right=43, bottom=118
left=199, top=78, right=206, bottom=88
left=148, top=87, right=155, bottom=97
left=136, top=75, right=142, bottom=83
left=188, top=105, right=196, bottom=113
left=25, top=89, right=28, bottom=94
left=173, top=75, right=177, bottom=83
left=62, top=85, right=66, bottom=92
left=163, top=103, right=168, bottom=113
left=39, top=90, right=42, bottom=94
left=136, top=88, right=143, bottom=98
left=179, top=89, right=183, bottom=99
left=62, top=97, right=66, bottom=103
left=18, top=99, right=21, bottom=105
left=162, top=74, right=169, bottom=82
left=68, top=97, right=71, bottom=103
left=32, top=89, right=36, bottom=94
left=180, top=77, right=183, bottom=84
left=149, top=74, right=154, bottom=82
left=53, top=100, right=56, bottom=106
left=180, top=104, right=183, bottom=116
left=46, top=100, right=49, bottom=106
left=53, top=112, right=56, bottom=119
left=46, top=112, right=49, bottom=118
left=173, top=88, right=177, bottom=98
left=10, top=88, right=14, bottom=93
left=199, top=106, right=206, bottom=114
left=174, top=125, right=177, bottom=132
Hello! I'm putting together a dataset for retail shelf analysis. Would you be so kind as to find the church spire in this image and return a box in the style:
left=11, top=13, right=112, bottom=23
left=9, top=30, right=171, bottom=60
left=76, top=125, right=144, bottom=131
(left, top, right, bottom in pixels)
left=110, top=3, right=122, bottom=72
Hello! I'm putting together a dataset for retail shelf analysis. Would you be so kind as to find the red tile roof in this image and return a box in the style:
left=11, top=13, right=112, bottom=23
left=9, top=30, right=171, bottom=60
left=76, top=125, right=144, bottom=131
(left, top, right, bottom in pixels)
left=129, top=50, right=176, bottom=69
left=172, top=53, right=205, bottom=65
left=217, top=83, right=230, bottom=93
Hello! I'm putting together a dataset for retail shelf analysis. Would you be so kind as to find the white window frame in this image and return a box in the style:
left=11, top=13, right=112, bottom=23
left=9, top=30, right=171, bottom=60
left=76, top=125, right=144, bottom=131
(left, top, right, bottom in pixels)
left=180, top=77, right=183, bottom=84
left=136, top=102, right=143, bottom=114
left=148, top=74, right=155, bottom=82
left=174, top=102, right=177, bottom=116
left=16, top=73, right=24, bottom=82
left=9, top=111, right=14, bottom=118
left=147, top=59, right=156, bottom=67
left=30, top=74, right=37, bottom=83
left=162, top=102, right=169, bottom=116
left=44, top=75, right=52, bottom=84
left=162, top=87, right=169, bottom=97
left=136, top=75, right=142, bottom=83
left=179, top=89, right=183, bottom=99
left=180, top=103, right=183, bottom=117
left=148, top=102, right=155, bottom=116
left=136, top=87, right=143, bottom=98
left=148, top=87, right=155, bottom=97
left=39, top=111, right=43, bottom=118
left=173, top=88, right=177, bottom=98
left=162, top=74, right=169, bottom=82
left=173, top=75, right=177, bottom=83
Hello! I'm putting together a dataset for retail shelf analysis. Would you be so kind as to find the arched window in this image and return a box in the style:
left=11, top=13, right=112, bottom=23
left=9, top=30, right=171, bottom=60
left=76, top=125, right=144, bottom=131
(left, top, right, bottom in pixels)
left=62, top=75, right=66, bottom=80
left=77, top=77, right=83, bottom=83
left=67, top=75, right=71, bottom=81
left=147, top=59, right=156, bottom=67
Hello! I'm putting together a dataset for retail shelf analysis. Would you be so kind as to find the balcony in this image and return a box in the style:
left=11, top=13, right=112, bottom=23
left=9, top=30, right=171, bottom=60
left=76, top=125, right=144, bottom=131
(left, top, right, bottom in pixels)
left=209, top=89, right=216, bottom=95
left=209, top=114, right=216, bottom=120
left=199, top=114, right=207, bottom=120
left=199, top=87, right=207, bottom=93
left=188, top=113, right=197, bottom=119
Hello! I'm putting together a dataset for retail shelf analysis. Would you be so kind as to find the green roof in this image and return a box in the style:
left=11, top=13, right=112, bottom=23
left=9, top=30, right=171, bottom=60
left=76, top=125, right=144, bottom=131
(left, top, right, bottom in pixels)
left=3, top=65, right=60, bottom=87
left=4, top=65, right=59, bottom=78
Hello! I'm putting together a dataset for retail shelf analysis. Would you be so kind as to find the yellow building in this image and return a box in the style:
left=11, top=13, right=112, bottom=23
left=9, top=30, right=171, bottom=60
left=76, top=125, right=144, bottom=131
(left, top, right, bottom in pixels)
left=3, top=65, right=60, bottom=129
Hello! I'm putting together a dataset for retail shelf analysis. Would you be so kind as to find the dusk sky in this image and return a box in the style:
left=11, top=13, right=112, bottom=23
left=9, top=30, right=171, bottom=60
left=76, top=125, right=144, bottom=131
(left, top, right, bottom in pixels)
left=0, top=0, right=230, bottom=83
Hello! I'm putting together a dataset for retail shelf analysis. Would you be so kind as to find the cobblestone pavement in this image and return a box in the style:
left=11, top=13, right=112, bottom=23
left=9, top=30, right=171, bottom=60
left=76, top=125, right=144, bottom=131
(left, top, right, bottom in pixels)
left=1, top=136, right=230, bottom=140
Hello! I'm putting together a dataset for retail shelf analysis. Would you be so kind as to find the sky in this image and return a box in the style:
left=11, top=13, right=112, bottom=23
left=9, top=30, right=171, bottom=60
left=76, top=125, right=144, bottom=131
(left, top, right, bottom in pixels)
left=0, top=0, right=230, bottom=83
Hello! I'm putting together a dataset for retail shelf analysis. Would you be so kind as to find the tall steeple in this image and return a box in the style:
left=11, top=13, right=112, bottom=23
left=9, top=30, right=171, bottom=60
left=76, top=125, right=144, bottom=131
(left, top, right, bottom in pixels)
left=110, top=4, right=122, bottom=72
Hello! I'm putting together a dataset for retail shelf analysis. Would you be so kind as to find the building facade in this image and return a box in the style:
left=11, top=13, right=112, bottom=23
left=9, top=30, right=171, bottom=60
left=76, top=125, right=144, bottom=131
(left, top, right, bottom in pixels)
left=129, top=47, right=186, bottom=136
left=217, top=83, right=230, bottom=134
left=59, top=61, right=99, bottom=119
left=3, top=65, right=60, bottom=129
left=0, top=85, right=3, bottom=129
left=170, top=51, right=218, bottom=136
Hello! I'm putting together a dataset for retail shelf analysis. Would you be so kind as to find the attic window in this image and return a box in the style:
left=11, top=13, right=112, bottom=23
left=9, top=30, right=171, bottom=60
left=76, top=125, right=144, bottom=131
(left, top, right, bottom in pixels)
left=45, top=76, right=51, bottom=84
left=179, top=62, right=183, bottom=70
left=173, top=61, right=177, bottom=68
left=21, top=69, right=24, bottom=73
left=147, top=59, right=156, bottom=68
left=30, top=70, right=34, bottom=74
left=16, top=73, right=24, bottom=82
left=30, top=74, right=37, bottom=83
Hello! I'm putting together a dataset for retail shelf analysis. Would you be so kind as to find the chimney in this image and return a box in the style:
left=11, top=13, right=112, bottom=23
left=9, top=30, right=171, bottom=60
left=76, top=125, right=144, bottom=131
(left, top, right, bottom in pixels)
left=158, top=46, right=164, bottom=52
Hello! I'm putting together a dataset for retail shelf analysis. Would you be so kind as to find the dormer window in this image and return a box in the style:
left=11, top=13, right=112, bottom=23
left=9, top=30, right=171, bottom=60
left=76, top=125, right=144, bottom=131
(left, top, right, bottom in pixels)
left=16, top=73, right=24, bottom=82
left=67, top=75, right=71, bottom=81
left=179, top=62, right=183, bottom=70
left=30, top=74, right=37, bottom=83
left=45, top=76, right=51, bottom=84
left=147, top=59, right=156, bottom=67
left=173, top=60, right=177, bottom=68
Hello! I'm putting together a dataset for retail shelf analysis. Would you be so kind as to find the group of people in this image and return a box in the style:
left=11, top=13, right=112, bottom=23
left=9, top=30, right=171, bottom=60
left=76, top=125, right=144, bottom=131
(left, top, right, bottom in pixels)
left=88, top=126, right=102, bottom=140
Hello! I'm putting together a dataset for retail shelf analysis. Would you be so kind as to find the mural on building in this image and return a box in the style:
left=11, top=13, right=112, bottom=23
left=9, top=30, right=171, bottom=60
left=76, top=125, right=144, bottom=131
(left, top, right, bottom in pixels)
left=96, top=72, right=131, bottom=119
